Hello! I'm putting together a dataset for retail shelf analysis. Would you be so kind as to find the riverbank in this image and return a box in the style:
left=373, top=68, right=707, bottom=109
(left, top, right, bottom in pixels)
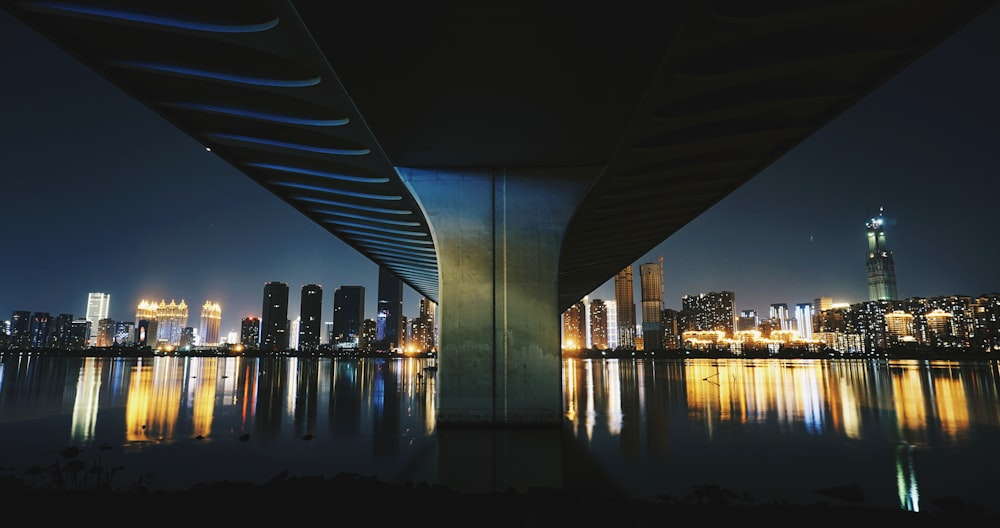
left=2, top=472, right=996, bottom=527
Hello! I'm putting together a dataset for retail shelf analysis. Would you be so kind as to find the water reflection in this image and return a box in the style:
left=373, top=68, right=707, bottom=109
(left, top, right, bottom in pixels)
left=1, top=355, right=998, bottom=513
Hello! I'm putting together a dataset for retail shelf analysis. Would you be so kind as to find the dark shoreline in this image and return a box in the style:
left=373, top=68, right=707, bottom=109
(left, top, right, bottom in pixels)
left=3, top=472, right=997, bottom=527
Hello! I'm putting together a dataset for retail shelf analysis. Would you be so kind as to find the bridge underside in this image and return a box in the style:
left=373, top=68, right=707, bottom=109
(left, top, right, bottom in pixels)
left=4, top=0, right=997, bottom=431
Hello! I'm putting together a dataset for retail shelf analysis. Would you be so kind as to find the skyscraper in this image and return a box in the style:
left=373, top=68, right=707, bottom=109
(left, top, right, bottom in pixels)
left=241, top=317, right=260, bottom=349
left=299, top=284, right=322, bottom=351
left=614, top=265, right=636, bottom=349
left=333, top=285, right=365, bottom=350
left=866, top=207, right=898, bottom=301
left=199, top=301, right=222, bottom=346
left=562, top=300, right=586, bottom=350
left=85, top=292, right=110, bottom=346
left=261, top=282, right=289, bottom=352
left=589, top=299, right=608, bottom=350
left=795, top=303, right=814, bottom=340
left=154, top=299, right=188, bottom=346
left=376, top=266, right=404, bottom=351
left=639, top=257, right=665, bottom=351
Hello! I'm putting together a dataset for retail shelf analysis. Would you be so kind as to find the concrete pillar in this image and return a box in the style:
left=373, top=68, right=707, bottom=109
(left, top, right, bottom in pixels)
left=398, top=167, right=596, bottom=426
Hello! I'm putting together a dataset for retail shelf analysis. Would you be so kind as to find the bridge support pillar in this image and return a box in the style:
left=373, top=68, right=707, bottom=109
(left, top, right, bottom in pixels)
left=399, top=167, right=594, bottom=427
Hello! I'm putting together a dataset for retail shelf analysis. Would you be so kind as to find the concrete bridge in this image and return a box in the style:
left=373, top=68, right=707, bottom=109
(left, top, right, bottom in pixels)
left=5, top=1, right=995, bottom=435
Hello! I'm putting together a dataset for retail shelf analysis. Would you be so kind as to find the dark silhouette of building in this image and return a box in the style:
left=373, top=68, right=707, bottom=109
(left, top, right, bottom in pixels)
left=333, top=286, right=365, bottom=350
left=640, top=257, right=664, bottom=351
left=299, top=284, right=323, bottom=351
left=261, top=282, right=289, bottom=352
left=9, top=310, right=30, bottom=349
left=589, top=299, right=608, bottom=350
left=376, top=266, right=403, bottom=351
left=614, top=266, right=636, bottom=349
left=866, top=207, right=898, bottom=301
left=29, top=312, right=49, bottom=349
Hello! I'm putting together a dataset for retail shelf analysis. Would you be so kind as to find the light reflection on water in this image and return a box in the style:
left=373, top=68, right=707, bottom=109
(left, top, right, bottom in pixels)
left=1, top=354, right=998, bottom=514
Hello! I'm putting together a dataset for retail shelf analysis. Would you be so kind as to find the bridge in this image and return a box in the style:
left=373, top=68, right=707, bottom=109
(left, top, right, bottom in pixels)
left=4, top=1, right=996, bottom=431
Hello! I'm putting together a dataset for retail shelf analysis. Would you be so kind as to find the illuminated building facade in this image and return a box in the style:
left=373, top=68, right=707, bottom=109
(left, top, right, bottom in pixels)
left=614, top=265, right=636, bottom=349
left=261, top=282, right=289, bottom=352
left=562, top=300, right=585, bottom=350
left=29, top=312, right=49, bottom=349
left=85, top=292, right=110, bottom=346
left=639, top=257, right=664, bottom=351
left=333, top=285, right=365, bottom=350
left=604, top=300, right=618, bottom=349
left=299, top=284, right=322, bottom=351
left=409, top=297, right=436, bottom=352
left=662, top=308, right=681, bottom=349
left=241, top=317, right=260, bottom=349
left=589, top=299, right=608, bottom=350
left=866, top=207, right=898, bottom=301
left=737, top=309, right=758, bottom=332
left=770, top=303, right=791, bottom=331
left=681, top=291, right=736, bottom=337
left=795, top=303, right=814, bottom=340
left=96, top=317, right=115, bottom=347
left=157, top=300, right=188, bottom=346
left=199, top=301, right=222, bottom=346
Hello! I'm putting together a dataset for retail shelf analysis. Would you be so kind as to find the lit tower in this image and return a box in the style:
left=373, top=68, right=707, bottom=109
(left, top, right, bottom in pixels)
left=85, top=292, right=110, bottom=346
left=376, top=266, right=404, bottom=351
left=639, top=256, right=664, bottom=351
left=614, top=265, right=636, bottom=349
left=261, top=282, right=289, bottom=352
left=299, top=284, right=323, bottom=351
left=866, top=207, right=898, bottom=301
left=199, top=301, right=222, bottom=346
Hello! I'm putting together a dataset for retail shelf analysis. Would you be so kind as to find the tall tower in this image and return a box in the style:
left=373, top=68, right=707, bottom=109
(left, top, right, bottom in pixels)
left=299, top=284, right=323, bottom=351
left=85, top=292, right=110, bottom=346
left=614, top=265, right=636, bottom=349
left=639, top=257, right=665, bottom=351
left=333, top=285, right=365, bottom=349
left=261, top=282, right=289, bottom=352
left=589, top=299, right=608, bottom=350
left=199, top=301, right=222, bottom=346
left=376, top=266, right=404, bottom=351
left=866, top=207, right=898, bottom=301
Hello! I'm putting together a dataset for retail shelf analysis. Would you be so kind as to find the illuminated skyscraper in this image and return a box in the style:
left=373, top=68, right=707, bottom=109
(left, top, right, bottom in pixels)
left=682, top=291, right=736, bottom=336
left=866, top=207, right=898, bottom=301
left=85, top=292, right=110, bottom=346
left=639, top=257, right=664, bottom=351
left=410, top=297, right=436, bottom=352
left=376, top=266, right=404, bottom=350
left=199, top=301, right=222, bottom=346
left=589, top=299, right=608, bottom=350
left=794, top=303, right=814, bottom=340
left=155, top=299, right=188, bottom=346
left=614, top=265, right=636, bottom=349
left=241, top=317, right=260, bottom=349
left=562, top=300, right=586, bottom=350
left=333, top=285, right=365, bottom=350
left=261, top=282, right=289, bottom=352
left=299, top=284, right=322, bottom=351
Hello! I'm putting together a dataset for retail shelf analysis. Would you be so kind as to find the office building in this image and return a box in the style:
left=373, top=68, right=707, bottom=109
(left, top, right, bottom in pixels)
left=562, top=299, right=586, bottom=350
left=199, top=301, right=222, bottom=346
left=156, top=300, right=189, bottom=346
left=85, top=292, right=110, bottom=346
left=410, top=297, right=436, bottom=352
left=795, top=303, right=814, bottom=340
left=614, top=265, right=636, bottom=349
left=376, top=266, right=404, bottom=350
left=261, top=282, right=289, bottom=352
left=299, top=284, right=323, bottom=351
left=639, top=257, right=664, bottom=351
left=866, top=207, right=898, bottom=301
left=29, top=312, right=50, bottom=349
left=241, top=317, right=261, bottom=349
left=333, top=285, right=365, bottom=350
left=737, top=309, right=759, bottom=332
left=681, top=291, right=736, bottom=336
left=589, top=299, right=608, bottom=350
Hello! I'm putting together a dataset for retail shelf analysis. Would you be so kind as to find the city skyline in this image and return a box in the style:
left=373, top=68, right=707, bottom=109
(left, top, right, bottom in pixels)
left=2, top=6, right=999, bottom=334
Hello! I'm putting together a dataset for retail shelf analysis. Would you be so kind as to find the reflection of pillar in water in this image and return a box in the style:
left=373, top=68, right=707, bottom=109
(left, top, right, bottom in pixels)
left=895, top=443, right=920, bottom=512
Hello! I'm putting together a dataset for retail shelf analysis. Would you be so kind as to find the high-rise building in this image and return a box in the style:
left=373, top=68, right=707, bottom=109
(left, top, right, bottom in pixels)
left=866, top=207, right=898, bottom=301
left=241, top=316, right=261, bottom=349
left=96, top=317, right=115, bottom=347
left=794, top=303, right=814, bottom=340
left=562, top=300, right=586, bottom=350
left=85, top=292, right=110, bottom=346
left=409, top=297, right=436, bottom=352
left=604, top=300, right=618, bottom=349
left=29, top=312, right=50, bottom=349
left=261, top=282, right=289, bottom=352
left=614, top=265, right=636, bottom=349
left=135, top=300, right=159, bottom=347
left=737, top=309, right=759, bottom=332
left=770, top=303, right=791, bottom=331
left=9, top=310, right=31, bottom=349
left=113, top=321, right=135, bottom=346
left=155, top=299, right=188, bottom=346
left=333, top=285, right=365, bottom=350
left=639, top=257, right=664, bottom=351
left=46, top=313, right=74, bottom=349
left=376, top=266, right=404, bottom=351
left=288, top=317, right=301, bottom=350
left=67, top=319, right=90, bottom=350
left=589, top=299, right=608, bottom=350
left=681, top=291, right=736, bottom=336
left=299, top=284, right=322, bottom=351
left=199, top=301, right=222, bottom=346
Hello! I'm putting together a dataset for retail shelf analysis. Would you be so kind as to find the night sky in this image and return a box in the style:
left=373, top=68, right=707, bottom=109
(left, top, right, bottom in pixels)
left=2, top=6, right=999, bottom=336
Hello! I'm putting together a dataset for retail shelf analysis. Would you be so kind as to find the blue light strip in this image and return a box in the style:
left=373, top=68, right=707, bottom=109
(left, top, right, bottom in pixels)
left=113, top=61, right=320, bottom=88
left=366, top=251, right=438, bottom=265
left=355, top=239, right=437, bottom=254
left=207, top=133, right=368, bottom=155
left=339, top=229, right=435, bottom=244
left=274, top=182, right=399, bottom=201
left=291, top=196, right=412, bottom=215
left=246, top=162, right=387, bottom=183
left=312, top=209, right=420, bottom=226
left=28, top=2, right=280, bottom=32
left=165, top=102, right=349, bottom=126
left=321, top=219, right=427, bottom=237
